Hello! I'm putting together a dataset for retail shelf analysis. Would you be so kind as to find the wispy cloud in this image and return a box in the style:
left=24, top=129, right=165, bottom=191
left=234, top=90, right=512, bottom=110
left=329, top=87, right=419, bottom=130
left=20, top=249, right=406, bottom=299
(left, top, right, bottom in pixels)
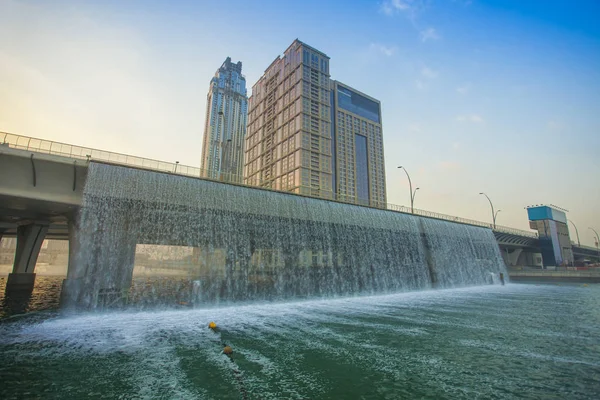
left=421, top=66, right=438, bottom=79
left=369, top=43, right=397, bottom=57
left=456, top=114, right=484, bottom=123
left=456, top=84, right=471, bottom=94
left=381, top=0, right=439, bottom=45
left=380, top=0, right=414, bottom=16
left=420, top=27, right=440, bottom=42
left=415, top=66, right=438, bottom=90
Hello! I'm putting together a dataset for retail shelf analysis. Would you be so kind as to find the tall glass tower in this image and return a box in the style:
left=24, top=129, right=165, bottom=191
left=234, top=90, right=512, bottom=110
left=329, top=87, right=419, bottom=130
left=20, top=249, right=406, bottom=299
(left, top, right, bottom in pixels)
left=201, top=57, right=248, bottom=182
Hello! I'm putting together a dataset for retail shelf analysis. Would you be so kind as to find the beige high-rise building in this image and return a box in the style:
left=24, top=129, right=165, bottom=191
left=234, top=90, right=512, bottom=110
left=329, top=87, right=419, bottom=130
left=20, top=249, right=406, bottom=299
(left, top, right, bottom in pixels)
left=330, top=80, right=386, bottom=207
left=244, top=40, right=333, bottom=198
left=244, top=40, right=386, bottom=206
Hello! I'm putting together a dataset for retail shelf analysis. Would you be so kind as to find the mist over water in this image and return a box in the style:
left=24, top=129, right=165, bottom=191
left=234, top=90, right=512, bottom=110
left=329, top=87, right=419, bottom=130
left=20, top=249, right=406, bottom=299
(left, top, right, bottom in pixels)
left=64, top=163, right=506, bottom=308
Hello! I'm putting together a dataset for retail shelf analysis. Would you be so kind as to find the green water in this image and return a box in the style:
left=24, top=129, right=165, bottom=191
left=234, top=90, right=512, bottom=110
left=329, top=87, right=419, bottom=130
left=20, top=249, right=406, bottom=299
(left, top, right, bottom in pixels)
left=1, top=281, right=599, bottom=399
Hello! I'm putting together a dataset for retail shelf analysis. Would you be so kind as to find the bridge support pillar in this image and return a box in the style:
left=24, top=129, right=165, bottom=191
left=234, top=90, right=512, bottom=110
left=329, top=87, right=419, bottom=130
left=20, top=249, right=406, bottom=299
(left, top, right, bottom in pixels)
left=504, top=248, right=523, bottom=267
left=5, top=223, right=48, bottom=294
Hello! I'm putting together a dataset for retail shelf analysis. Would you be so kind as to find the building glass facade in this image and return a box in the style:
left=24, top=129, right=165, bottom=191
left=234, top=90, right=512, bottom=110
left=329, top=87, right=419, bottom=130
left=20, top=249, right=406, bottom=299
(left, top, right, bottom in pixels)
left=337, top=86, right=381, bottom=123
left=330, top=80, right=386, bottom=207
left=354, top=134, right=369, bottom=203
left=201, top=57, right=248, bottom=182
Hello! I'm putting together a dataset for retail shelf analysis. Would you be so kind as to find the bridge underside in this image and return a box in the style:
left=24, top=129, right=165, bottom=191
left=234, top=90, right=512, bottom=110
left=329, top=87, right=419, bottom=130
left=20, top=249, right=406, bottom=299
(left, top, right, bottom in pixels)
left=0, top=195, right=72, bottom=240
left=0, top=195, right=71, bottom=294
left=493, top=232, right=542, bottom=267
left=572, top=246, right=600, bottom=263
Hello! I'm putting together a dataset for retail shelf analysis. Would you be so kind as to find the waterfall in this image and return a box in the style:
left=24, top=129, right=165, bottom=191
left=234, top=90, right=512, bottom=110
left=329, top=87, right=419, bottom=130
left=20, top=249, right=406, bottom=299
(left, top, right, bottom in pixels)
left=62, top=163, right=507, bottom=308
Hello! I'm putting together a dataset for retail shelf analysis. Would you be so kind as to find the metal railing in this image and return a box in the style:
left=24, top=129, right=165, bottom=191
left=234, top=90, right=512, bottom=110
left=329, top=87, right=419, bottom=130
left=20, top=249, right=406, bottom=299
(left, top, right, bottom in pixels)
left=387, top=204, right=538, bottom=238
left=1, top=131, right=538, bottom=238
left=1, top=131, right=202, bottom=178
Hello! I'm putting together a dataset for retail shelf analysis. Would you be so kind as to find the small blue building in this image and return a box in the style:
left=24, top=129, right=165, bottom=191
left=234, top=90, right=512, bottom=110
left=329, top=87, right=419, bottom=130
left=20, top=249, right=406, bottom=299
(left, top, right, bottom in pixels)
left=527, top=205, right=573, bottom=266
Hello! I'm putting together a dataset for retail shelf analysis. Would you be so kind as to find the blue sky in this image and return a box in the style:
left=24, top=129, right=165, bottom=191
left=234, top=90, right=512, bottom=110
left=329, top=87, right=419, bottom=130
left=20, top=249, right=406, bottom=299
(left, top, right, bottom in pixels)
left=1, top=0, right=599, bottom=245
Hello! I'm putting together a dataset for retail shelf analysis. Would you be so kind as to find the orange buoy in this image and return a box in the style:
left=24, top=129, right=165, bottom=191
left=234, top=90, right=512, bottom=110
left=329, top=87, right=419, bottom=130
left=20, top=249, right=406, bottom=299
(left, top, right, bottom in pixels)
left=208, top=321, right=217, bottom=329
left=223, top=346, right=233, bottom=355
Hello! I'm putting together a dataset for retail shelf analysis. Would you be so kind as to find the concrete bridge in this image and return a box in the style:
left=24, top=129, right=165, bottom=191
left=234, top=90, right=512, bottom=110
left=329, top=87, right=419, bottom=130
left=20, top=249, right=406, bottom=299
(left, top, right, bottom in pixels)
left=1, top=133, right=597, bottom=296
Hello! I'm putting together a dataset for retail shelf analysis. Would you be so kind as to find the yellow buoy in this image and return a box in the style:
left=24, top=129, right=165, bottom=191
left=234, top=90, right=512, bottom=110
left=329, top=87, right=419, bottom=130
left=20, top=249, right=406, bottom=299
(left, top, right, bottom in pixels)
left=582, top=284, right=589, bottom=287
left=208, top=321, right=217, bottom=329
left=223, top=346, right=233, bottom=355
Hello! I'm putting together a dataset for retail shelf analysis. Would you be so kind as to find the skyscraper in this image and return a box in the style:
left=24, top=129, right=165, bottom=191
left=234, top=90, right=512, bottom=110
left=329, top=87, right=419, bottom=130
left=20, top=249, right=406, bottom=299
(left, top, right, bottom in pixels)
left=201, top=57, right=248, bottom=182
left=244, top=40, right=333, bottom=198
left=244, top=39, right=386, bottom=206
left=330, top=80, right=386, bottom=207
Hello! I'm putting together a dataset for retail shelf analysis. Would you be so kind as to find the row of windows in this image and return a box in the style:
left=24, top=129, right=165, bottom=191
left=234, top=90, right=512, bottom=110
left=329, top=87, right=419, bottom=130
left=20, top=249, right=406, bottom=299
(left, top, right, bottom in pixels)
left=280, top=172, right=296, bottom=190
left=249, top=66, right=329, bottom=125
left=302, top=67, right=329, bottom=87
left=247, top=122, right=333, bottom=163
left=302, top=48, right=329, bottom=74
left=248, top=91, right=332, bottom=134
left=246, top=147, right=334, bottom=179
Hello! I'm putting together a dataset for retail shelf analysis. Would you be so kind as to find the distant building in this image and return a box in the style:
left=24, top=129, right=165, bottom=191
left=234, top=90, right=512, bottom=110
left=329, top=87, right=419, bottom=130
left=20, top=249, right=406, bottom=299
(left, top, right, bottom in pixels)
left=245, top=40, right=333, bottom=198
left=330, top=80, right=386, bottom=207
left=201, top=57, right=248, bottom=182
left=244, top=40, right=386, bottom=205
left=527, top=205, right=574, bottom=266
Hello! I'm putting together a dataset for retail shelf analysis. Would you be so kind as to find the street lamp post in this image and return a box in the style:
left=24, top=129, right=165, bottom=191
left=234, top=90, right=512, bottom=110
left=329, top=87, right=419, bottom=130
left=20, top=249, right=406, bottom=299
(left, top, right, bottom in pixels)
left=174, top=161, right=179, bottom=173
left=589, top=227, right=600, bottom=258
left=568, top=220, right=581, bottom=247
left=494, top=209, right=502, bottom=225
left=479, top=192, right=497, bottom=229
left=398, top=166, right=418, bottom=213
left=412, top=187, right=420, bottom=212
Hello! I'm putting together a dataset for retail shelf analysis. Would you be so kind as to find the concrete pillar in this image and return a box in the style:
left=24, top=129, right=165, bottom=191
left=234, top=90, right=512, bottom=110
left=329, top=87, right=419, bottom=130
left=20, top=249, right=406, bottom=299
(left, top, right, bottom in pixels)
left=61, top=218, right=84, bottom=307
left=507, top=248, right=523, bottom=267
left=6, top=223, right=48, bottom=294
left=66, top=218, right=80, bottom=280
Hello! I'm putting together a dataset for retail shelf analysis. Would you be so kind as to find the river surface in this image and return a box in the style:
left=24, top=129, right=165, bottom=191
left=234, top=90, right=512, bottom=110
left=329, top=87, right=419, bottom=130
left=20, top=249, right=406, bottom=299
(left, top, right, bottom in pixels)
left=1, top=278, right=599, bottom=399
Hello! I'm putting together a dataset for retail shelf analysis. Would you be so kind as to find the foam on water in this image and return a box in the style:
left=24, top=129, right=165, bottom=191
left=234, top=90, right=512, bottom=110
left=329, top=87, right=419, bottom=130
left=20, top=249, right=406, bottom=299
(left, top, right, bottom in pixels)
left=63, top=163, right=506, bottom=308
left=2, top=284, right=600, bottom=399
